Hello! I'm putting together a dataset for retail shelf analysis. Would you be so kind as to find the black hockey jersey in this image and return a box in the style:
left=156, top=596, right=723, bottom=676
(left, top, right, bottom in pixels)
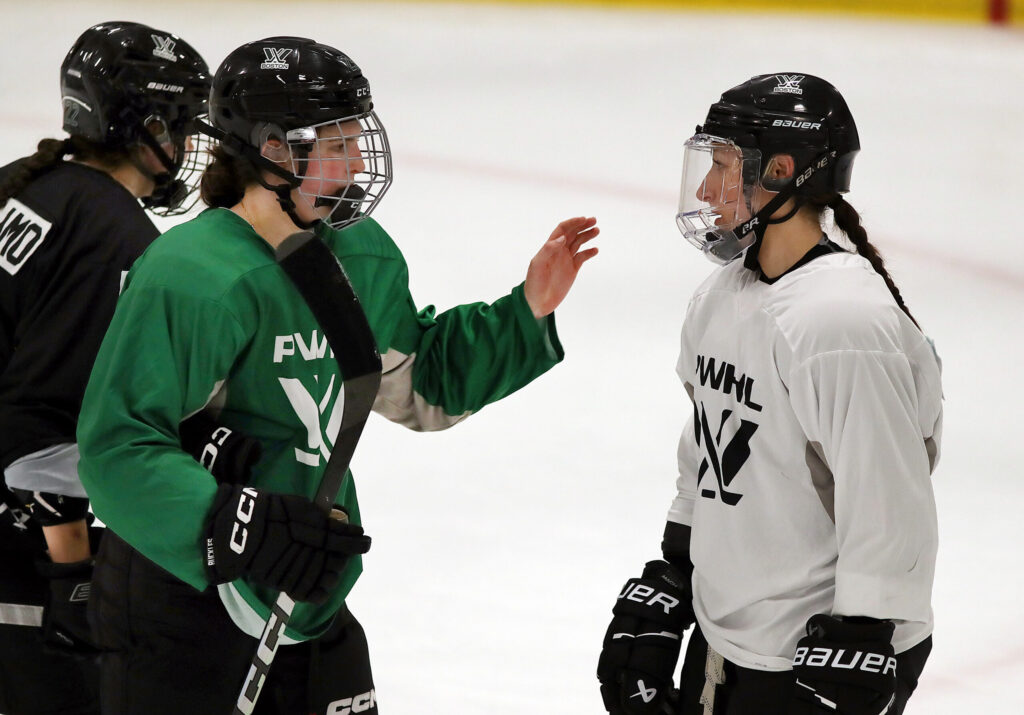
left=0, top=160, right=158, bottom=471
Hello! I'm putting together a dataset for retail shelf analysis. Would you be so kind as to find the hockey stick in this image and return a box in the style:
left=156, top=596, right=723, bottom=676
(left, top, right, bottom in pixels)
left=233, top=231, right=382, bottom=715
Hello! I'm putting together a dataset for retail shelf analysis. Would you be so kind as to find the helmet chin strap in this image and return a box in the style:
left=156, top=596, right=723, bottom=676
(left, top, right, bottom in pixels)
left=741, top=198, right=805, bottom=270
left=134, top=128, right=187, bottom=210
left=719, top=149, right=836, bottom=270
left=253, top=173, right=320, bottom=231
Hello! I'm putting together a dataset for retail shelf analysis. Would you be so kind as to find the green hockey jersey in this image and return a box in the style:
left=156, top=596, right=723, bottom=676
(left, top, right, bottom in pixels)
left=77, top=208, right=563, bottom=640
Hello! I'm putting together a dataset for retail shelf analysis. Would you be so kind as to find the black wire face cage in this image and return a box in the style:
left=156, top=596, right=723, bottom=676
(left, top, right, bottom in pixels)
left=283, top=111, right=392, bottom=230
left=145, top=115, right=215, bottom=217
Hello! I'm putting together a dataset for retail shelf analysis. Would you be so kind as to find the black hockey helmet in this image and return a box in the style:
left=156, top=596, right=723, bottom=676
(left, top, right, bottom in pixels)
left=208, top=36, right=373, bottom=148
left=61, top=22, right=210, bottom=146
left=699, top=73, right=860, bottom=196
left=61, top=21, right=211, bottom=214
left=201, top=36, right=391, bottom=230
left=677, top=73, right=859, bottom=265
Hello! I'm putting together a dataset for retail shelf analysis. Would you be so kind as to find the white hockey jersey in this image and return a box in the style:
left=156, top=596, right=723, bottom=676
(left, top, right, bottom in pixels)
left=667, top=249, right=942, bottom=671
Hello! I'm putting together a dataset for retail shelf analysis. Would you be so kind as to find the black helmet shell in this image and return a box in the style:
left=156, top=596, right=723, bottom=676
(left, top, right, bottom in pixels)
left=61, top=21, right=210, bottom=146
left=209, top=36, right=373, bottom=149
left=699, top=73, right=860, bottom=195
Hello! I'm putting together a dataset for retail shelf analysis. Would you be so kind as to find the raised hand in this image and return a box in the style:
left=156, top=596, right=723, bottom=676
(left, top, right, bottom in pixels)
left=523, top=216, right=600, bottom=318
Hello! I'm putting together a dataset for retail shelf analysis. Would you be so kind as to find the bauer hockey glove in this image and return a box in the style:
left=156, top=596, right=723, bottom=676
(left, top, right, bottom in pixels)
left=179, top=411, right=262, bottom=485
left=597, top=560, right=693, bottom=715
left=35, top=557, right=99, bottom=655
left=204, top=484, right=371, bottom=605
left=790, top=614, right=897, bottom=715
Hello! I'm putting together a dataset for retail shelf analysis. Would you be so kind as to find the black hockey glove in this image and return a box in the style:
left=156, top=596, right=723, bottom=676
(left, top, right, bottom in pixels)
left=597, top=560, right=693, bottom=714
left=35, top=557, right=98, bottom=655
left=180, top=411, right=262, bottom=485
left=790, top=614, right=897, bottom=715
left=204, top=484, right=371, bottom=605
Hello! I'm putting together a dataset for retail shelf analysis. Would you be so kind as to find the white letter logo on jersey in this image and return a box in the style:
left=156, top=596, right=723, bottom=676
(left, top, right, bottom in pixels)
left=273, top=331, right=334, bottom=364
left=0, top=199, right=52, bottom=275
left=275, top=331, right=344, bottom=466
left=694, top=401, right=758, bottom=506
left=279, top=373, right=343, bottom=467
left=693, top=355, right=761, bottom=506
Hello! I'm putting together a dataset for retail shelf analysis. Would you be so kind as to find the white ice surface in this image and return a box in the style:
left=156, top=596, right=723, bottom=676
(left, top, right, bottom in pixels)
left=3, top=2, right=1022, bottom=712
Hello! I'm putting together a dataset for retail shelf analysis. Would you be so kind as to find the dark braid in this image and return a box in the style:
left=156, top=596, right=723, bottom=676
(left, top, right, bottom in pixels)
left=820, top=195, right=920, bottom=329
left=0, top=136, right=132, bottom=210
left=0, top=138, right=72, bottom=209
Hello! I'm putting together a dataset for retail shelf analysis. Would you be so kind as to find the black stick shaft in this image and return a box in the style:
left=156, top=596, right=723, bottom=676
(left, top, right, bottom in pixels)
left=233, top=232, right=381, bottom=715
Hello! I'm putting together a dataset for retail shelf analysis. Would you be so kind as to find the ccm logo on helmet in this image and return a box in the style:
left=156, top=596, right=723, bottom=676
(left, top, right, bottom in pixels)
left=772, top=119, right=821, bottom=130
left=326, top=689, right=376, bottom=715
left=793, top=646, right=897, bottom=675
left=619, top=583, right=680, bottom=615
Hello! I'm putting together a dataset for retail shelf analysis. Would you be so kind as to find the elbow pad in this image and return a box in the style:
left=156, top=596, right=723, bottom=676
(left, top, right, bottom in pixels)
left=10, top=489, right=89, bottom=527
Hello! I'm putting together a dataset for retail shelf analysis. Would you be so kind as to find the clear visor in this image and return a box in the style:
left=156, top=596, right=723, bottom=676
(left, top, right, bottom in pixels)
left=675, top=134, right=761, bottom=264
left=281, top=111, right=392, bottom=230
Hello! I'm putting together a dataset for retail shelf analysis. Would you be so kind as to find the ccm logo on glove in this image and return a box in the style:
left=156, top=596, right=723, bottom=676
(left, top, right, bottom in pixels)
left=199, top=425, right=234, bottom=472
left=229, top=486, right=258, bottom=554
left=793, top=646, right=897, bottom=675
left=618, top=583, right=680, bottom=615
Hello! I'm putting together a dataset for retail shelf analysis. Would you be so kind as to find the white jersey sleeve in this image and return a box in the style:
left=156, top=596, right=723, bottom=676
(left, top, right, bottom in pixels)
left=667, top=412, right=699, bottom=527
left=788, top=343, right=939, bottom=624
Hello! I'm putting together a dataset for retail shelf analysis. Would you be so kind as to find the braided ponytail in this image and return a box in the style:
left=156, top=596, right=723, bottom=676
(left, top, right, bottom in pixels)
left=0, top=138, right=72, bottom=209
left=0, top=136, right=133, bottom=211
left=823, top=195, right=921, bottom=330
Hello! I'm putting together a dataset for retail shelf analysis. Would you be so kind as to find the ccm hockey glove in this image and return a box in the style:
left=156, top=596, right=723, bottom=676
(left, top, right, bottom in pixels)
left=204, top=484, right=371, bottom=605
left=791, top=615, right=898, bottom=715
left=597, top=560, right=693, bottom=714
left=179, top=411, right=262, bottom=485
left=35, top=557, right=98, bottom=655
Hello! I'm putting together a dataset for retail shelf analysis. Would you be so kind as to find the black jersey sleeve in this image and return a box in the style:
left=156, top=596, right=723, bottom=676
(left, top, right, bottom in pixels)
left=0, top=162, right=158, bottom=473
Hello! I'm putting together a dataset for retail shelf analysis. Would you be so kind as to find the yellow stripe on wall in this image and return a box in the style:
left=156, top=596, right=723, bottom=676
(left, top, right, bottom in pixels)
left=399, top=0, right=1020, bottom=24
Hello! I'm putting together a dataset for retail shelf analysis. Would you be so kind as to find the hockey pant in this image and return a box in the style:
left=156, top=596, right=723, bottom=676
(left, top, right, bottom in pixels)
left=89, top=531, right=377, bottom=715
left=0, top=540, right=99, bottom=715
left=677, top=624, right=931, bottom=715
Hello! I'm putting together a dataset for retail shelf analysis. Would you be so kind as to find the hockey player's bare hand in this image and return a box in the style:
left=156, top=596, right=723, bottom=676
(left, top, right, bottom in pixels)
left=524, top=216, right=599, bottom=318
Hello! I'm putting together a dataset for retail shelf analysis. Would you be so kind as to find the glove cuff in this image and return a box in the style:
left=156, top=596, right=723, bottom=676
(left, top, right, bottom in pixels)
left=806, top=614, right=895, bottom=644
left=35, top=557, right=94, bottom=579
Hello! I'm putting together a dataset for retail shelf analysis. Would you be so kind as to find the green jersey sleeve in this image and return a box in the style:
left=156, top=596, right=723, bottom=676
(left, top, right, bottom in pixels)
left=335, top=221, right=564, bottom=431
left=78, top=283, right=251, bottom=590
